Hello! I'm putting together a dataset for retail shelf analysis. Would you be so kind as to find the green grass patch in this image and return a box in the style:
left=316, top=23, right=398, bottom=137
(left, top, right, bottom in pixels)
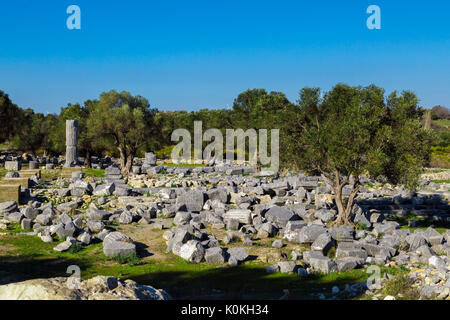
left=434, top=119, right=450, bottom=128
left=4, top=223, right=23, bottom=234
left=431, top=179, right=450, bottom=184
left=112, top=252, right=141, bottom=266
left=326, top=247, right=336, bottom=259
left=160, top=163, right=205, bottom=167
left=40, top=169, right=61, bottom=181
left=84, top=168, right=105, bottom=178
left=382, top=273, right=420, bottom=300
left=430, top=146, right=450, bottom=168
left=400, top=225, right=448, bottom=234
left=0, top=231, right=396, bottom=299
left=67, top=241, right=84, bottom=254
left=0, top=168, right=8, bottom=178
left=356, top=223, right=370, bottom=231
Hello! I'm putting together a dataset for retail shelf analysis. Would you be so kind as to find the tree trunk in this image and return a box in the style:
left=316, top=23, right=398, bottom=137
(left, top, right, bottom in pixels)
left=321, top=170, right=357, bottom=227
left=344, top=179, right=361, bottom=223
left=330, top=178, right=361, bottom=227
left=118, top=146, right=128, bottom=176
left=125, top=153, right=134, bottom=176
left=84, top=150, right=92, bottom=168
left=332, top=184, right=348, bottom=226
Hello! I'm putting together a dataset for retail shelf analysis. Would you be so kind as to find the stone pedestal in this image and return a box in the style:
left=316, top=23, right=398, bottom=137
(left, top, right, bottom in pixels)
left=0, top=185, right=20, bottom=203
left=141, top=152, right=157, bottom=173
left=5, top=161, right=21, bottom=171
left=29, top=161, right=39, bottom=169
left=145, top=152, right=157, bottom=166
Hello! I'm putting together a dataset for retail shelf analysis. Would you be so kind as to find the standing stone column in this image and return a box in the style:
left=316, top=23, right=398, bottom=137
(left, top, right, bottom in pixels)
left=65, top=120, right=79, bottom=167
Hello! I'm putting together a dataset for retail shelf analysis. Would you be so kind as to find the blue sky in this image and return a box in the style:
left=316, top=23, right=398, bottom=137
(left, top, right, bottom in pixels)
left=0, top=0, right=449, bottom=113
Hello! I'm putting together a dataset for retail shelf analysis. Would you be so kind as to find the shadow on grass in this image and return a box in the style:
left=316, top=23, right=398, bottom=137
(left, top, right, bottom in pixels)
left=0, top=254, right=94, bottom=286
left=135, top=241, right=153, bottom=258
left=0, top=253, right=370, bottom=300
left=116, top=261, right=375, bottom=300
left=358, top=192, right=450, bottom=231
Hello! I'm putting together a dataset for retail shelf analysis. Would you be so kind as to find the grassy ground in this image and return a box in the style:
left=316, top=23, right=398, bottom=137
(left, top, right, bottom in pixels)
left=435, top=119, right=450, bottom=128
left=40, top=169, right=61, bottom=181
left=84, top=168, right=105, bottom=178
left=430, top=147, right=450, bottom=168
left=387, top=213, right=450, bottom=234
left=0, top=222, right=408, bottom=300
left=431, top=180, right=450, bottom=184
left=35, top=168, right=106, bottom=180
left=1, top=163, right=445, bottom=299
left=158, top=162, right=205, bottom=167
left=430, top=119, right=450, bottom=168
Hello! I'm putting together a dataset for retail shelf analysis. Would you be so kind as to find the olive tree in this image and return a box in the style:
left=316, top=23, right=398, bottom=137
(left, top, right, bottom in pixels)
left=291, top=84, right=432, bottom=226
left=12, top=109, right=56, bottom=156
left=87, top=90, right=157, bottom=175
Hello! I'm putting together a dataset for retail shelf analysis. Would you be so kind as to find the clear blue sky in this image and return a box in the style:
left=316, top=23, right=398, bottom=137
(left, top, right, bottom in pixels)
left=0, top=0, right=449, bottom=114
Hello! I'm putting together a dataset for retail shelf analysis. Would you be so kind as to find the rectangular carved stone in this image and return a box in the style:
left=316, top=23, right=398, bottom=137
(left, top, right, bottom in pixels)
left=0, top=178, right=30, bottom=189
left=19, top=169, right=41, bottom=179
left=28, top=161, right=39, bottom=169
left=61, top=167, right=82, bottom=178
left=5, top=161, right=21, bottom=171
left=223, top=209, right=252, bottom=224
left=0, top=185, right=20, bottom=203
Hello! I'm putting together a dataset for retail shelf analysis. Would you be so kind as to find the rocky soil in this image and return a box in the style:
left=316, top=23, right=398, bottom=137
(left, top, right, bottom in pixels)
left=0, top=275, right=171, bottom=300
left=1, top=153, right=449, bottom=300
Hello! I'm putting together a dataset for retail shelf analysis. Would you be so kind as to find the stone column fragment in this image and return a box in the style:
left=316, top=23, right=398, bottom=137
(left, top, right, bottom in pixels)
left=65, top=120, right=79, bottom=167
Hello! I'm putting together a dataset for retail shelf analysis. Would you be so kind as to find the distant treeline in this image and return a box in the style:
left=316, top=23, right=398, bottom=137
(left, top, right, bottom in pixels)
left=0, top=86, right=448, bottom=171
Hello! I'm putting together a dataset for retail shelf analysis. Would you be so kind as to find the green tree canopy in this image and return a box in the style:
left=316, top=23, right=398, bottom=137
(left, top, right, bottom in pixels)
left=87, top=90, right=158, bottom=175
left=0, top=90, right=21, bottom=144
left=231, top=89, right=293, bottom=130
left=12, top=109, right=56, bottom=156
left=290, top=84, right=432, bottom=225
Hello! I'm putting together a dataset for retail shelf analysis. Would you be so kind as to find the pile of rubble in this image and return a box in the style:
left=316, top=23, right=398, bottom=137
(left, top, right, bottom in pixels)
left=1, top=160, right=449, bottom=299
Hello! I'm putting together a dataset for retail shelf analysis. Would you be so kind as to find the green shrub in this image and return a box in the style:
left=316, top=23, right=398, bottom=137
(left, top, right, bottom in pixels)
left=155, top=145, right=175, bottom=160
left=326, top=247, right=336, bottom=259
left=84, top=169, right=105, bottom=178
left=356, top=223, right=369, bottom=230
left=383, top=273, right=419, bottom=299
left=67, top=241, right=84, bottom=254
left=430, top=146, right=450, bottom=168
left=113, top=252, right=141, bottom=266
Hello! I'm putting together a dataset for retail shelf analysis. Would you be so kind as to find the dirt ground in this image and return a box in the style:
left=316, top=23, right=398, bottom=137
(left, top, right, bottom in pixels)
left=119, top=219, right=312, bottom=266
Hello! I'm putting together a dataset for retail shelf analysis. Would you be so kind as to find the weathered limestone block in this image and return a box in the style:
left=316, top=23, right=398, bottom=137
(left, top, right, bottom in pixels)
left=1, top=178, right=30, bottom=189
left=5, top=161, right=21, bottom=171
left=28, top=161, right=39, bottom=169
left=0, top=185, right=20, bottom=203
